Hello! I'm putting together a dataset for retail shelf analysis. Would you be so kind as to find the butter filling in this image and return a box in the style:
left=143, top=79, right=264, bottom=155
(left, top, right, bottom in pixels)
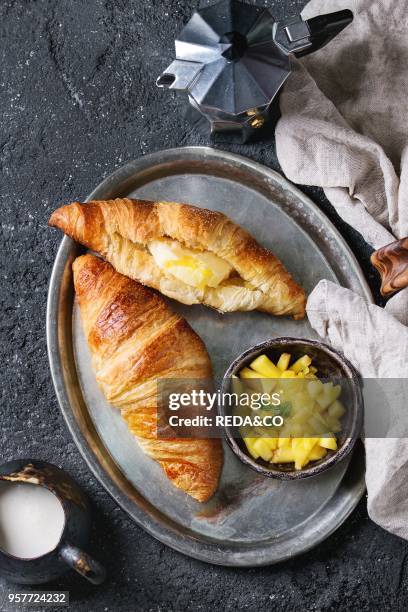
left=148, top=238, right=233, bottom=289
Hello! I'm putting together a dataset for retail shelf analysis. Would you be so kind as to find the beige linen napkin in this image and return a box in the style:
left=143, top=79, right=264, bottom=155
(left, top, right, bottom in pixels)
left=276, top=0, right=408, bottom=538
left=307, top=281, right=408, bottom=539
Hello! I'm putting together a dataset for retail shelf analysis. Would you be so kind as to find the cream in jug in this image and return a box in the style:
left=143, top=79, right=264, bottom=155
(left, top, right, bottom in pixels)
left=0, top=481, right=65, bottom=558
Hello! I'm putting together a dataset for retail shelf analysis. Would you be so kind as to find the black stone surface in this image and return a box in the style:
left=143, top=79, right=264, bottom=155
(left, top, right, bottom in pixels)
left=0, top=0, right=405, bottom=610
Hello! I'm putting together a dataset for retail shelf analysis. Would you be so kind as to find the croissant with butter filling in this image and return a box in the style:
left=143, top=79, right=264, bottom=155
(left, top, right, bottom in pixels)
left=50, top=198, right=306, bottom=319
left=73, top=253, right=223, bottom=502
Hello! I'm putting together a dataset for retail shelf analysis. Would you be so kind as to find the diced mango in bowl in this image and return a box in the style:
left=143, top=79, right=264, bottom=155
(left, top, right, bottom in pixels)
left=238, top=352, right=345, bottom=470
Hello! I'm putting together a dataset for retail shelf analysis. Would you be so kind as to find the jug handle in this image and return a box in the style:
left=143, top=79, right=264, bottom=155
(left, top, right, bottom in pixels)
left=60, top=543, right=106, bottom=585
left=273, top=9, right=353, bottom=58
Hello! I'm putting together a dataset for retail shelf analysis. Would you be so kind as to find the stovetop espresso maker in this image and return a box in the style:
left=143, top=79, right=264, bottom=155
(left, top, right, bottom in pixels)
left=157, top=0, right=353, bottom=142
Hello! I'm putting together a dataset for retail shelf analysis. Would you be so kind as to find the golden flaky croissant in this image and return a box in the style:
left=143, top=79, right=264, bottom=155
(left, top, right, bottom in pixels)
left=73, top=254, right=223, bottom=502
left=50, top=198, right=306, bottom=319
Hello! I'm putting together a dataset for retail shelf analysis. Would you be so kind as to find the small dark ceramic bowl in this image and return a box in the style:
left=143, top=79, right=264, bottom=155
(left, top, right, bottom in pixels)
left=220, top=337, right=363, bottom=480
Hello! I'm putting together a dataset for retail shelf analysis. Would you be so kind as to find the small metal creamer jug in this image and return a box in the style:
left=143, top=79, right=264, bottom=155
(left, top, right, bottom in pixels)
left=0, top=459, right=105, bottom=585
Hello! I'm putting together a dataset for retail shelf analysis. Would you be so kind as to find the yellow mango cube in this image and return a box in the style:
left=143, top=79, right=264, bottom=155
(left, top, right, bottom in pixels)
left=317, top=392, right=335, bottom=410
left=265, top=437, right=279, bottom=451
left=291, top=406, right=313, bottom=425
left=278, top=436, right=291, bottom=449
left=243, top=437, right=260, bottom=459
left=253, top=438, right=273, bottom=461
left=272, top=448, right=296, bottom=463
left=294, top=445, right=311, bottom=470
left=281, top=370, right=296, bottom=379
left=292, top=392, right=314, bottom=411
left=240, top=367, right=260, bottom=380
left=319, top=436, right=338, bottom=451
left=277, top=353, right=291, bottom=371
left=307, top=379, right=324, bottom=399
left=314, top=411, right=329, bottom=427
left=309, top=445, right=327, bottom=461
left=291, top=354, right=312, bottom=373
left=250, top=355, right=281, bottom=378
left=308, top=415, right=328, bottom=435
left=303, top=437, right=319, bottom=452
left=240, top=367, right=262, bottom=391
left=291, top=437, right=303, bottom=449
left=320, top=382, right=342, bottom=406
left=328, top=400, right=345, bottom=420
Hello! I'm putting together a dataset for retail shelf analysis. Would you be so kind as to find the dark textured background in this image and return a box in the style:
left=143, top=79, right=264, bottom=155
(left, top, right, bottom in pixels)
left=0, top=0, right=406, bottom=610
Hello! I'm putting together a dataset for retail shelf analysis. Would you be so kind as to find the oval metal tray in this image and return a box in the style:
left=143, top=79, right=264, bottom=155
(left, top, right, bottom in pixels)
left=47, top=147, right=371, bottom=566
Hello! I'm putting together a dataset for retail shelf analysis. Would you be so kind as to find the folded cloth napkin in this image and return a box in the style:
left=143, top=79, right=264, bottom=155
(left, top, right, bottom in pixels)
left=276, top=0, right=408, bottom=538
left=307, top=282, right=408, bottom=539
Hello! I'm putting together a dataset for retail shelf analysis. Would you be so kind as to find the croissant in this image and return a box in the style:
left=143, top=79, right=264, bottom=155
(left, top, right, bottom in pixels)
left=73, top=254, right=223, bottom=502
left=50, top=198, right=306, bottom=319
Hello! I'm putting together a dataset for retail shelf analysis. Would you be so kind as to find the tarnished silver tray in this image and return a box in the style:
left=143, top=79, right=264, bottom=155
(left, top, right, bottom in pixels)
left=47, top=147, right=371, bottom=566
